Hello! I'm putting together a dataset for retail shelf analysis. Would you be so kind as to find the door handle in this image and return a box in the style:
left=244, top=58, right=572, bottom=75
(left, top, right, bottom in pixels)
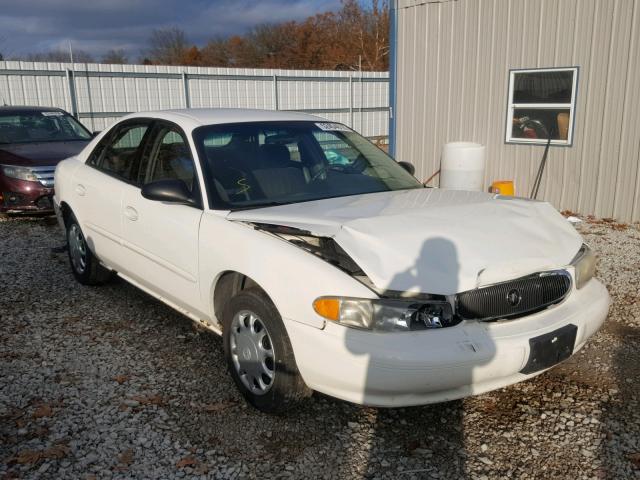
left=124, top=206, right=139, bottom=221
left=75, top=184, right=86, bottom=196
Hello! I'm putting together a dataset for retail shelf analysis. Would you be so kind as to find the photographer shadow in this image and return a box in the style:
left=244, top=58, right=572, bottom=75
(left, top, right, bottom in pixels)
left=341, top=237, right=497, bottom=478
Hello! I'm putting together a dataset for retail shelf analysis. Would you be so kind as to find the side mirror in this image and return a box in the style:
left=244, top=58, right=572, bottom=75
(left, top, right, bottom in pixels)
left=141, top=179, right=196, bottom=206
left=91, top=131, right=101, bottom=138
left=398, top=161, right=416, bottom=176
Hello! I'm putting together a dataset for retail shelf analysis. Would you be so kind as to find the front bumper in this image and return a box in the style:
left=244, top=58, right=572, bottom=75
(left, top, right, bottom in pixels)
left=0, top=175, right=54, bottom=213
left=285, top=279, right=610, bottom=407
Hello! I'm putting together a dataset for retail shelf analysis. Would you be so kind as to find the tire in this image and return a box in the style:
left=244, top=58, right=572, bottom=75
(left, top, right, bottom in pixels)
left=66, top=215, right=113, bottom=285
left=223, top=289, right=311, bottom=413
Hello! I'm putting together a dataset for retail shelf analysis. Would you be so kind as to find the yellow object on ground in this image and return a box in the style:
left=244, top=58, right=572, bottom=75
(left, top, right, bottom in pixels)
left=490, top=180, right=515, bottom=196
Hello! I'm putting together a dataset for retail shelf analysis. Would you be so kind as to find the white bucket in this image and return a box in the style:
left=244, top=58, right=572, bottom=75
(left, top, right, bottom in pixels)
left=439, top=142, right=486, bottom=191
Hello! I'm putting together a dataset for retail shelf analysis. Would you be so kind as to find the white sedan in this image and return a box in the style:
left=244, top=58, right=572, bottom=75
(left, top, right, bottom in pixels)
left=54, top=109, right=610, bottom=413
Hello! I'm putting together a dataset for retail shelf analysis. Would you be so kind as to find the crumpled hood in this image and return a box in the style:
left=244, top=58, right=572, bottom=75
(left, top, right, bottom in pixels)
left=227, top=189, right=583, bottom=295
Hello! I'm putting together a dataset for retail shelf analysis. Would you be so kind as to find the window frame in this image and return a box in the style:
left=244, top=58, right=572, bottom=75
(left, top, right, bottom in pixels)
left=140, top=119, right=204, bottom=210
left=505, top=66, right=579, bottom=146
left=86, top=118, right=155, bottom=186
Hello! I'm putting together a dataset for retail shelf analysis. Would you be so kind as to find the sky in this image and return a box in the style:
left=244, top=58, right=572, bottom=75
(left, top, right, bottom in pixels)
left=0, top=0, right=340, bottom=60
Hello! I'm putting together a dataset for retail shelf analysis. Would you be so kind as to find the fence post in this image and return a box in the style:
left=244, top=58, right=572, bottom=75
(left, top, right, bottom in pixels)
left=359, top=73, right=363, bottom=133
left=182, top=72, right=190, bottom=108
left=349, top=75, right=354, bottom=127
left=272, top=74, right=279, bottom=110
left=65, top=69, right=78, bottom=118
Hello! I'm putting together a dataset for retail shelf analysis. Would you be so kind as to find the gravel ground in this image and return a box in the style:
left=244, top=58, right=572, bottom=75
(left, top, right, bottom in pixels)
left=0, top=215, right=639, bottom=479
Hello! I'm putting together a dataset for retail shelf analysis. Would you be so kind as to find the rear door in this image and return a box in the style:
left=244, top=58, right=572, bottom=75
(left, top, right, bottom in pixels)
left=120, top=122, right=205, bottom=316
left=71, top=120, right=152, bottom=271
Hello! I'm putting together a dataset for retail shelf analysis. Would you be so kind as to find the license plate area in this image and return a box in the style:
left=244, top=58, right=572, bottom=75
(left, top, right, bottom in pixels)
left=520, top=324, right=577, bottom=374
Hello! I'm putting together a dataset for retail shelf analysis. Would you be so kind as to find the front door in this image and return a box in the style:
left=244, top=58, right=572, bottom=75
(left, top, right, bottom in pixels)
left=120, top=123, right=205, bottom=316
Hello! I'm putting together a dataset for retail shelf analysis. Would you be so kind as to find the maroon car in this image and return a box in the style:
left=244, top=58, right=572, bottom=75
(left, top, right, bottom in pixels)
left=0, top=106, right=91, bottom=214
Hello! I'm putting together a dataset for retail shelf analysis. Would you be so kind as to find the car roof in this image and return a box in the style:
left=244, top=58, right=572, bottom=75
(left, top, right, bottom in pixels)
left=0, top=106, right=68, bottom=115
left=124, top=108, right=326, bottom=131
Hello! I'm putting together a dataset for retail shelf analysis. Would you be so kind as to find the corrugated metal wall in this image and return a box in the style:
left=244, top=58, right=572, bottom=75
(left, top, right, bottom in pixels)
left=394, top=0, right=640, bottom=222
left=0, top=61, right=389, bottom=139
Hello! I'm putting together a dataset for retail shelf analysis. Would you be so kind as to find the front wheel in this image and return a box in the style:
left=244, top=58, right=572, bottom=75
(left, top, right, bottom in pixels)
left=223, top=289, right=311, bottom=413
left=66, top=216, right=113, bottom=285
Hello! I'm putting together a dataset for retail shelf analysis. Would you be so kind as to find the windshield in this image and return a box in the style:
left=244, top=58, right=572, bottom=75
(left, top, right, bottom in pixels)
left=0, top=111, right=91, bottom=144
left=194, top=121, right=422, bottom=210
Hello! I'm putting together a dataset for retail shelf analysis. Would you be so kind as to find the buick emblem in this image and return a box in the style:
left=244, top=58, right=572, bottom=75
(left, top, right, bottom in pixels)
left=507, top=288, right=522, bottom=307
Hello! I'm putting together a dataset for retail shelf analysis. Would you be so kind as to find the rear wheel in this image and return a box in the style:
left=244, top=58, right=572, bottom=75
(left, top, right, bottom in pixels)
left=66, top=216, right=113, bottom=285
left=223, top=289, right=311, bottom=413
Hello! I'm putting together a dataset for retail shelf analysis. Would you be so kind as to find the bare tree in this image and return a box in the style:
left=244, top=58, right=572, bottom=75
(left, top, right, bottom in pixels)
left=246, top=23, right=297, bottom=68
left=102, top=49, right=128, bottom=64
left=361, top=0, right=390, bottom=71
left=200, top=37, right=231, bottom=67
left=11, top=3, right=389, bottom=70
left=0, top=36, right=6, bottom=62
left=147, top=28, right=189, bottom=65
left=338, top=0, right=389, bottom=71
left=197, top=0, right=389, bottom=71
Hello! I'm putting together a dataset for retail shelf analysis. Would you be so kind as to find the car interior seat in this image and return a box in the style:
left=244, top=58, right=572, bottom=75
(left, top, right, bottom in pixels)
left=251, top=144, right=307, bottom=198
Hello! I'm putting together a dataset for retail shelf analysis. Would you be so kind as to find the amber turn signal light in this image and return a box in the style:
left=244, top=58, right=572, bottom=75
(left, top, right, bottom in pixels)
left=313, top=298, right=340, bottom=321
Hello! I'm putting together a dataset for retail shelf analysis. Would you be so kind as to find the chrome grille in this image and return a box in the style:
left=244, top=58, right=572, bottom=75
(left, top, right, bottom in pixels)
left=30, top=166, right=56, bottom=188
left=456, top=270, right=572, bottom=321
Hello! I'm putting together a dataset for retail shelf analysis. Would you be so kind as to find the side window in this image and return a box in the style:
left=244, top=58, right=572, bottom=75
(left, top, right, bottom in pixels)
left=145, top=127, right=197, bottom=192
left=90, top=123, right=149, bottom=182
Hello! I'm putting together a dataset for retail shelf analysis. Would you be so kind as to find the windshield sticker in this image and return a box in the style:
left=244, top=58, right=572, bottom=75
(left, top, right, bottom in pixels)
left=315, top=122, right=352, bottom=132
left=42, top=111, right=64, bottom=116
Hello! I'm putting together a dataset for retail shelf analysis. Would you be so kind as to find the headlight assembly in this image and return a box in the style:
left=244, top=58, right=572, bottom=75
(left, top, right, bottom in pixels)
left=313, top=296, right=458, bottom=332
left=1, top=165, right=38, bottom=182
left=570, top=243, right=597, bottom=289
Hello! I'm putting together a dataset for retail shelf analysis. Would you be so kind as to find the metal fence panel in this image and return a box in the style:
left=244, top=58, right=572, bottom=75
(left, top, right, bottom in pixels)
left=0, top=61, right=389, bottom=140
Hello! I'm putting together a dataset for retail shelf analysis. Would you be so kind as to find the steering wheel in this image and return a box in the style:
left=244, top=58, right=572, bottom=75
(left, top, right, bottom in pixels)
left=348, top=155, right=368, bottom=173
left=309, top=155, right=368, bottom=182
left=308, top=164, right=329, bottom=183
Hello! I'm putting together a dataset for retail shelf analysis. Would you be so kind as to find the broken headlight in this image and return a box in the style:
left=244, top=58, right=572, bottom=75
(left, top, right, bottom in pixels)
left=313, top=297, right=458, bottom=332
left=570, top=243, right=597, bottom=289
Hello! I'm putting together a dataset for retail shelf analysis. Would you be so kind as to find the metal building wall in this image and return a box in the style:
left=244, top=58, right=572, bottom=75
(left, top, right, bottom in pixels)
left=394, top=0, right=640, bottom=222
left=0, top=61, right=389, bottom=139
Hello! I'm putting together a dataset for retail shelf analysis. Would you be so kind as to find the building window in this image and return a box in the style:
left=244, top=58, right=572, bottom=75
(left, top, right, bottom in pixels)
left=506, top=67, right=578, bottom=146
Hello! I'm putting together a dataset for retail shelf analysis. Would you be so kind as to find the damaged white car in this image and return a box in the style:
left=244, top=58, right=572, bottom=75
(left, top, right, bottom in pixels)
left=54, top=109, right=610, bottom=412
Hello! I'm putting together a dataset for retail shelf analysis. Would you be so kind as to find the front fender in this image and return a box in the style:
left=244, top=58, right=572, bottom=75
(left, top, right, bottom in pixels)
left=199, top=211, right=377, bottom=329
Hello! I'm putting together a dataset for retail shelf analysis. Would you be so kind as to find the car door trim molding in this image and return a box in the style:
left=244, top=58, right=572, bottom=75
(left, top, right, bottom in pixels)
left=120, top=238, right=197, bottom=283
left=84, top=221, right=121, bottom=245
